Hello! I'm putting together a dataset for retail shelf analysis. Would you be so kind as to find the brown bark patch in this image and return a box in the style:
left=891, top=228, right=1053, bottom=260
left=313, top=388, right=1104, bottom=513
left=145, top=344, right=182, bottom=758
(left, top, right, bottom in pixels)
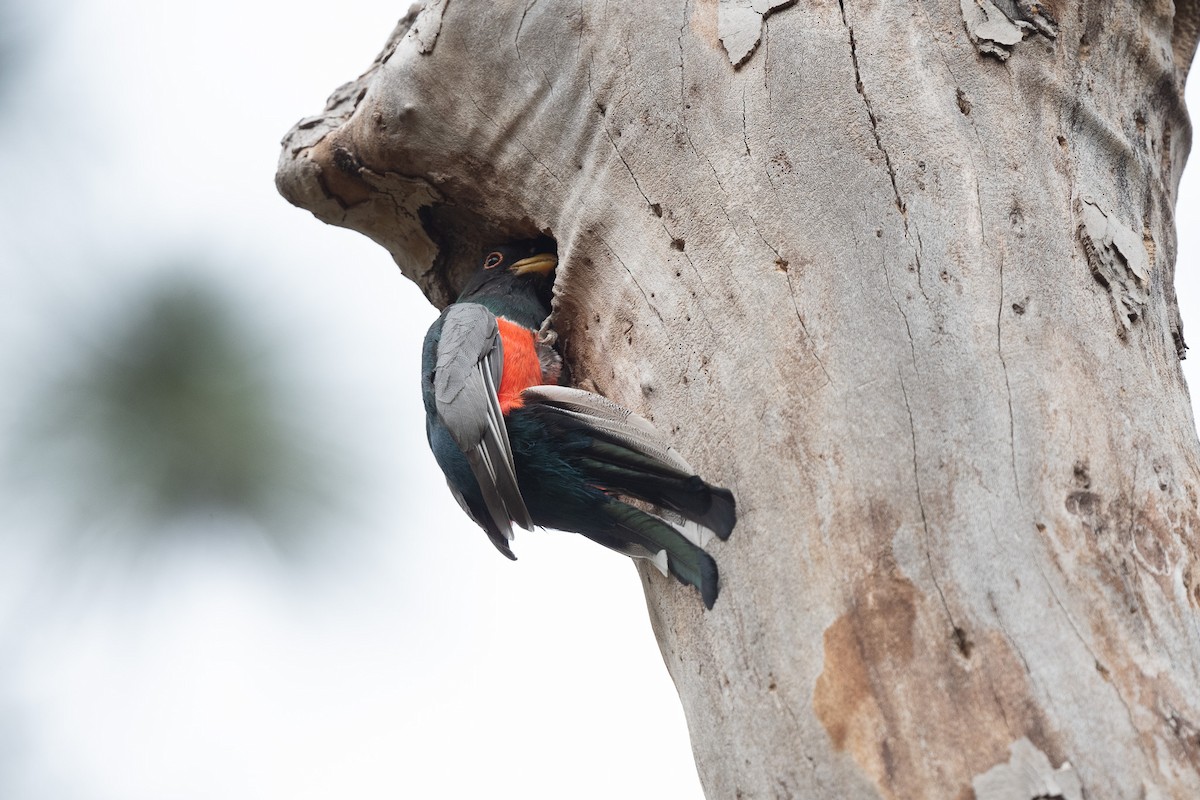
left=1131, top=500, right=1184, bottom=576
left=814, top=576, right=1064, bottom=797
left=812, top=575, right=915, bottom=753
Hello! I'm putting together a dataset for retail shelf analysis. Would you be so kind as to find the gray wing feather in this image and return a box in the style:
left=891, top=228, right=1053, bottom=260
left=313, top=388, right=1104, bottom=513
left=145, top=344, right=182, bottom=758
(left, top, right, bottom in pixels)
left=521, top=385, right=694, bottom=472
left=435, top=304, right=533, bottom=538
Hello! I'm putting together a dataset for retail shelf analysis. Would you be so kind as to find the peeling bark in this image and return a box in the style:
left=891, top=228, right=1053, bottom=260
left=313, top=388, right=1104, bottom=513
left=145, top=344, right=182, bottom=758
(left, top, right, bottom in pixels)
left=277, top=0, right=1200, bottom=796
left=717, top=0, right=794, bottom=66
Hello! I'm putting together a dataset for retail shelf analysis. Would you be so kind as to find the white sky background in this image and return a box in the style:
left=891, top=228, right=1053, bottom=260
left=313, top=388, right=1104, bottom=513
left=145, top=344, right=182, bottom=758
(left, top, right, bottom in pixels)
left=0, top=3, right=1197, bottom=799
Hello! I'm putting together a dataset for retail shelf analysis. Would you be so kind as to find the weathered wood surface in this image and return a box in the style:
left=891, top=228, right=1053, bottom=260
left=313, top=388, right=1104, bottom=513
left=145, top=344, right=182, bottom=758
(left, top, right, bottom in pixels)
left=277, top=1, right=1200, bottom=796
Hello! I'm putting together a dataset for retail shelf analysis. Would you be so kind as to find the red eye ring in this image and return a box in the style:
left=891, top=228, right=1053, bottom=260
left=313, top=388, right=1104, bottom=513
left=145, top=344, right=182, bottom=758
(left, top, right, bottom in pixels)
left=483, top=252, right=503, bottom=270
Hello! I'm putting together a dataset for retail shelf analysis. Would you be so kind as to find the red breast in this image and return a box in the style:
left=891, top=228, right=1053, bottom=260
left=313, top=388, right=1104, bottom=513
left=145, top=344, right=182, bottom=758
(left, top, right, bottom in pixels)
left=496, top=318, right=544, bottom=413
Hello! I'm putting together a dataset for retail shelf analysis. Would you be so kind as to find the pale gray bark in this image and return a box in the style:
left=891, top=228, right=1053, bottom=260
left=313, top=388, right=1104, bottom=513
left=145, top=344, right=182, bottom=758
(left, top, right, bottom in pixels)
left=277, top=1, right=1200, bottom=796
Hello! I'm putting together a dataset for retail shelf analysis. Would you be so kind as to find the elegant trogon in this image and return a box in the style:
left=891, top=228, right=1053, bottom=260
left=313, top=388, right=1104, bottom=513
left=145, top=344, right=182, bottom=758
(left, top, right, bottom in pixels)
left=421, top=238, right=735, bottom=608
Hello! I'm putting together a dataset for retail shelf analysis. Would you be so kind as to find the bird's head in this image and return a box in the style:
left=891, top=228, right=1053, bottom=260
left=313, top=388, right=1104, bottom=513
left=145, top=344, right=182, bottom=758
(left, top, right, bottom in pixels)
left=479, top=238, right=558, bottom=277
left=457, top=237, right=558, bottom=305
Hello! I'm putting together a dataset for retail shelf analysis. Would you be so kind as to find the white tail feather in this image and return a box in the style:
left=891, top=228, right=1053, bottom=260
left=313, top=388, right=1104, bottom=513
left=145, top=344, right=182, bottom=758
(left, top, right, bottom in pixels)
left=672, top=517, right=714, bottom=549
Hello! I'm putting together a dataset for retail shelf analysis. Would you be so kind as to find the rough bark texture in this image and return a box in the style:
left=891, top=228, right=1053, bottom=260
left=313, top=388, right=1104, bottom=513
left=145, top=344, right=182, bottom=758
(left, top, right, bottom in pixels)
left=277, top=1, right=1200, bottom=796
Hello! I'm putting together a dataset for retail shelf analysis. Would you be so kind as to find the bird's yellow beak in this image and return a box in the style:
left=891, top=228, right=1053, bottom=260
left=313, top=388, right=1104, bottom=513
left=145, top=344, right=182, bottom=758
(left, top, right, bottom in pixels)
left=510, top=253, right=558, bottom=275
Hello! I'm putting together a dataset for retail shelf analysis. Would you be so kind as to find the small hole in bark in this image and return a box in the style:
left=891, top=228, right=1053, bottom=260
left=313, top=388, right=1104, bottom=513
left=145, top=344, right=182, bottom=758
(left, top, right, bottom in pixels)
left=1012, top=302, right=1025, bottom=315
left=956, top=88, right=972, bottom=115
left=1073, top=461, right=1090, bottom=488
left=953, top=627, right=974, bottom=658
left=775, top=258, right=789, bottom=272
left=332, top=146, right=361, bottom=176
left=650, top=202, right=663, bottom=217
left=671, top=238, right=686, bottom=251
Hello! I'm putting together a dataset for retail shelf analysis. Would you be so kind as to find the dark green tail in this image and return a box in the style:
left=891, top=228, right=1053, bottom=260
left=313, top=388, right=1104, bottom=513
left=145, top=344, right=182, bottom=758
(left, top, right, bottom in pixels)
left=580, top=439, right=736, bottom=540
left=508, top=401, right=735, bottom=609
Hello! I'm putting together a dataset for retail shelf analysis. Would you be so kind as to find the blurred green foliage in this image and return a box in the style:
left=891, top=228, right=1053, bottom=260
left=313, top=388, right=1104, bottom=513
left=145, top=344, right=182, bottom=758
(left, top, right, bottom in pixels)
left=18, top=273, right=330, bottom=549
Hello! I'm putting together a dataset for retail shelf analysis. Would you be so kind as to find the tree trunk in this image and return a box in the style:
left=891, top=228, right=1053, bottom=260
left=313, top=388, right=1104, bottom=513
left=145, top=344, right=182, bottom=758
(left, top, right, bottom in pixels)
left=276, top=1, right=1200, bottom=796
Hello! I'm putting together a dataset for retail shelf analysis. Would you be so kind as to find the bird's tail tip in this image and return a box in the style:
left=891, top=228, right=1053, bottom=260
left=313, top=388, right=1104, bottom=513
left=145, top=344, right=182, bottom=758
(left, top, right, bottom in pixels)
left=667, top=546, right=720, bottom=610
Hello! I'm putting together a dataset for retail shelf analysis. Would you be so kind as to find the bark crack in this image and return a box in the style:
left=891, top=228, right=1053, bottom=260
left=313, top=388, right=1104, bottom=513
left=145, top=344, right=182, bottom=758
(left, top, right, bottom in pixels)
left=677, top=3, right=735, bottom=230
left=988, top=589, right=1037, bottom=684
left=776, top=259, right=832, bottom=387
left=746, top=213, right=828, bottom=389
left=762, top=17, right=773, bottom=99
left=913, top=220, right=927, bottom=297
left=514, top=0, right=554, bottom=89
left=741, top=88, right=751, bottom=156
left=599, top=122, right=654, bottom=209
left=839, top=2, right=926, bottom=291
left=997, top=255, right=1022, bottom=504
left=978, top=533, right=1021, bottom=738
left=899, top=371, right=956, bottom=629
left=838, top=1, right=904, bottom=216
left=1030, top=556, right=1140, bottom=734
left=599, top=236, right=666, bottom=328
left=465, top=94, right=562, bottom=184
left=880, top=248, right=920, bottom=374
left=515, top=0, right=535, bottom=59
left=677, top=1, right=689, bottom=111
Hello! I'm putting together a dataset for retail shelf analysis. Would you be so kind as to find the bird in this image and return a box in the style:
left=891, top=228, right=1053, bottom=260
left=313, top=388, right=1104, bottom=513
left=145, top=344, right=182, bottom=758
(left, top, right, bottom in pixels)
left=420, top=238, right=736, bottom=608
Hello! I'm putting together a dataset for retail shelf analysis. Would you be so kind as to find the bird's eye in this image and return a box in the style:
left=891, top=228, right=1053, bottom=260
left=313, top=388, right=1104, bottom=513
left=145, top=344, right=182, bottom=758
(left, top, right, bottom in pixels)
left=483, top=252, right=503, bottom=270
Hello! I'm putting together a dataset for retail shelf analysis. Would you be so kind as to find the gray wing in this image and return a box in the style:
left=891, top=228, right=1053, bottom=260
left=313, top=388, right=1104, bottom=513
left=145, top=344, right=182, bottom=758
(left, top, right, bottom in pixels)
left=435, top=303, right=534, bottom=542
left=520, top=384, right=693, bottom=471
